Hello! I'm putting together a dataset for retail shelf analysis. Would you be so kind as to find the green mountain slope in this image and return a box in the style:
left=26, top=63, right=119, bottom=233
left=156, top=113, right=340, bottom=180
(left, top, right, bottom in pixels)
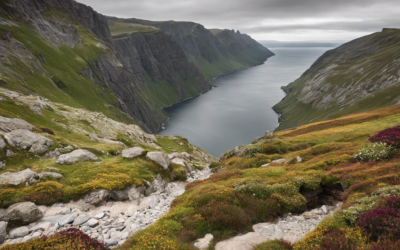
left=107, top=18, right=275, bottom=80
left=274, top=28, right=400, bottom=131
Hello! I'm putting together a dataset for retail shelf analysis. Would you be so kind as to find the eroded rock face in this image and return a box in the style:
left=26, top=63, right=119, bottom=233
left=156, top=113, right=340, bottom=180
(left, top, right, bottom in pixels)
left=0, top=169, right=37, bottom=186
left=0, top=116, right=34, bottom=133
left=146, top=152, right=170, bottom=170
left=0, top=221, right=7, bottom=244
left=169, top=152, right=191, bottom=161
left=121, top=147, right=145, bottom=159
left=83, top=190, right=114, bottom=206
left=4, top=129, right=53, bottom=154
left=3, top=202, right=43, bottom=225
left=56, top=149, right=98, bottom=165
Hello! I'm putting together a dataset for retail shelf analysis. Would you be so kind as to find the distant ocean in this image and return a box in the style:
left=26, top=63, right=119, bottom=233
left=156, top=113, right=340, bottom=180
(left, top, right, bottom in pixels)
left=158, top=47, right=335, bottom=157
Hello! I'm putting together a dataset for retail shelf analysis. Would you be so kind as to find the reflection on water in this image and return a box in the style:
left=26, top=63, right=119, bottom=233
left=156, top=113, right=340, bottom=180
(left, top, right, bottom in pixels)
left=158, top=47, right=332, bottom=157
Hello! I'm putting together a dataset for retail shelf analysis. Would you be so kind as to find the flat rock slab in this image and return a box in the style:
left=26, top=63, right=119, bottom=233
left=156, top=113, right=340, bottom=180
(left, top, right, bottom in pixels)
left=56, top=149, right=98, bottom=165
left=0, top=116, right=34, bottom=133
left=10, top=226, right=29, bottom=239
left=29, top=222, right=51, bottom=233
left=0, top=168, right=38, bottom=186
left=41, top=212, right=78, bottom=226
left=121, top=147, right=145, bottom=159
left=72, top=215, right=91, bottom=226
left=215, top=232, right=268, bottom=250
left=84, top=218, right=99, bottom=227
left=168, top=152, right=191, bottom=161
left=38, top=172, right=63, bottom=180
left=105, top=239, right=118, bottom=247
left=4, top=129, right=53, bottom=154
left=171, top=158, right=193, bottom=172
left=146, top=151, right=170, bottom=170
left=3, top=202, right=43, bottom=225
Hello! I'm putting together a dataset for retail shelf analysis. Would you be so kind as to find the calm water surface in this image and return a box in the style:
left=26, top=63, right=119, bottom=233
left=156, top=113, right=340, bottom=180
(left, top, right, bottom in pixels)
left=158, top=47, right=333, bottom=157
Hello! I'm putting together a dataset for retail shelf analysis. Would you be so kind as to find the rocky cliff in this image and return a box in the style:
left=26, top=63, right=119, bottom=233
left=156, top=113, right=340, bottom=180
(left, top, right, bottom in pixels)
left=107, top=18, right=275, bottom=80
left=274, top=28, right=400, bottom=131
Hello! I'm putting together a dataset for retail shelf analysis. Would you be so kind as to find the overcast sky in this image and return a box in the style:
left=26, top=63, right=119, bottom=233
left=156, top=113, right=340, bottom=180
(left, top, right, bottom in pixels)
left=76, top=0, right=399, bottom=43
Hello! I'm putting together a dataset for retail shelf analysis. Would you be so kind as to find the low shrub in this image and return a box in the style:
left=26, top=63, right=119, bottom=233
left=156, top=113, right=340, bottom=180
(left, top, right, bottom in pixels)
left=1, top=228, right=108, bottom=250
left=369, top=125, right=400, bottom=147
left=354, top=142, right=396, bottom=162
left=357, top=196, right=400, bottom=241
left=255, top=239, right=293, bottom=250
left=369, top=238, right=400, bottom=250
left=315, top=228, right=365, bottom=250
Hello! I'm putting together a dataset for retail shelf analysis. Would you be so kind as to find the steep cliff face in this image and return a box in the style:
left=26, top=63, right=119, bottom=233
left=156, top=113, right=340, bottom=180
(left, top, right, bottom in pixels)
left=1, top=0, right=169, bottom=133
left=274, top=28, right=400, bottom=131
left=108, top=18, right=274, bottom=80
left=112, top=30, right=210, bottom=108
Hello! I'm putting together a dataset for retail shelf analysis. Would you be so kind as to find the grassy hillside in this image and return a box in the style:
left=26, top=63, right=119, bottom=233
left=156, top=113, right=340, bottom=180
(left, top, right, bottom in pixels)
left=274, top=28, right=400, bottom=131
left=115, top=104, right=400, bottom=249
left=0, top=8, right=137, bottom=125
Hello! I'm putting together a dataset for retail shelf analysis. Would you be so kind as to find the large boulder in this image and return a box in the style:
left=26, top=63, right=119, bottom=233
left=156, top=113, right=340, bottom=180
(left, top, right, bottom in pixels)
left=121, top=147, right=145, bottom=159
left=0, top=116, right=34, bottom=133
left=83, top=189, right=113, bottom=206
left=146, top=152, right=171, bottom=170
left=56, top=149, right=98, bottom=165
left=0, top=221, right=7, bottom=244
left=2, top=202, right=43, bottom=225
left=0, top=169, right=38, bottom=185
left=4, top=129, right=53, bottom=154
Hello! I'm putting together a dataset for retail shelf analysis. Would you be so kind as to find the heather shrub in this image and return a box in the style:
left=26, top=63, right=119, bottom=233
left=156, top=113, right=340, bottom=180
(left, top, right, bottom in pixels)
left=369, top=238, right=400, bottom=250
left=197, top=200, right=251, bottom=231
left=1, top=228, right=108, bottom=250
left=357, top=196, right=400, bottom=241
left=369, top=125, right=400, bottom=147
left=354, top=142, right=395, bottom=162
left=315, top=228, right=365, bottom=250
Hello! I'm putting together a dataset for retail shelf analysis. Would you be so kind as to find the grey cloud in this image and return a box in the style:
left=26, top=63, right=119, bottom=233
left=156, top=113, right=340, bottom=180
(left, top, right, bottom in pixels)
left=75, top=0, right=400, bottom=41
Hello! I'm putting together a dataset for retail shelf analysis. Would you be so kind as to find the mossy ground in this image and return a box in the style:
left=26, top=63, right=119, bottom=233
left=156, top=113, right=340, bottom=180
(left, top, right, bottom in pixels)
left=117, top=104, right=400, bottom=250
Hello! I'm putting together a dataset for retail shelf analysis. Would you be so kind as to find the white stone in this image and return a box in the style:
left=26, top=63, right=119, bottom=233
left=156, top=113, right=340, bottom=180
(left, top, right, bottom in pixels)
left=105, top=238, right=118, bottom=246
left=272, top=159, right=286, bottom=164
left=56, top=149, right=98, bottom=165
left=43, top=207, right=71, bottom=217
left=0, top=139, right=6, bottom=149
left=30, top=222, right=51, bottom=233
left=85, top=218, right=99, bottom=227
left=121, top=147, right=145, bottom=159
left=296, top=156, right=302, bottom=163
left=94, top=213, right=105, bottom=219
left=215, top=232, right=268, bottom=250
left=194, top=234, right=214, bottom=250
left=321, top=205, right=328, bottom=214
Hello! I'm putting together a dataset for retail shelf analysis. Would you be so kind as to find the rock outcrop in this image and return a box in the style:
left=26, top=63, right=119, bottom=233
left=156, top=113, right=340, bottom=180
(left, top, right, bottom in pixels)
left=0, top=221, right=7, bottom=244
left=56, top=149, right=98, bottom=165
left=4, top=129, right=53, bottom=154
left=0, top=169, right=38, bottom=186
left=0, top=116, right=34, bottom=133
left=146, top=152, right=171, bottom=170
left=121, top=147, right=145, bottom=159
